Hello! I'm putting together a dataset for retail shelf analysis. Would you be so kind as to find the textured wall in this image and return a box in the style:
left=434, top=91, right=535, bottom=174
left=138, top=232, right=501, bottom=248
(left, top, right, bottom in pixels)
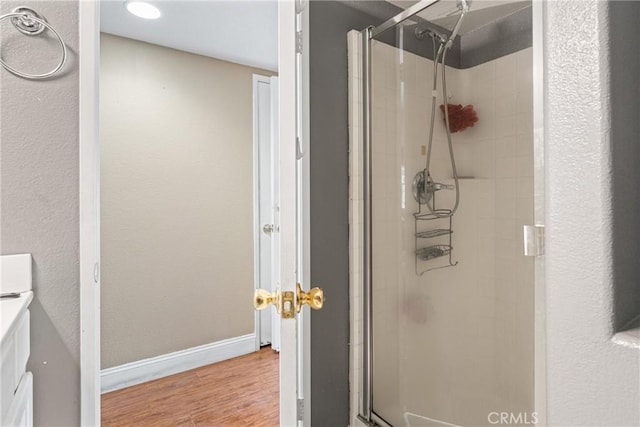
left=100, top=34, right=273, bottom=368
left=545, top=1, right=640, bottom=425
left=0, top=1, right=80, bottom=425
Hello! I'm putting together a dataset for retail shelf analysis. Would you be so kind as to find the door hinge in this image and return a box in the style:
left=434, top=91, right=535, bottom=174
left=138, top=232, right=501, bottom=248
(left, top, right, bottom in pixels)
left=296, top=136, right=304, bottom=159
left=523, top=225, right=545, bottom=256
left=295, top=0, right=306, bottom=14
left=297, top=398, right=304, bottom=421
left=296, top=31, right=303, bottom=54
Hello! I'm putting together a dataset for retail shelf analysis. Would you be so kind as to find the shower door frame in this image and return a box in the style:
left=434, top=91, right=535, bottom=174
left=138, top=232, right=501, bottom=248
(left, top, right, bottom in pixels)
left=357, top=0, right=547, bottom=425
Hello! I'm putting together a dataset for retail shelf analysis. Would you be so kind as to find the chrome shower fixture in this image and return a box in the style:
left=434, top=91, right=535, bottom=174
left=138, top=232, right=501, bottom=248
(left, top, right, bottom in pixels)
left=415, top=25, right=448, bottom=44
left=415, top=0, right=470, bottom=46
left=412, top=170, right=454, bottom=205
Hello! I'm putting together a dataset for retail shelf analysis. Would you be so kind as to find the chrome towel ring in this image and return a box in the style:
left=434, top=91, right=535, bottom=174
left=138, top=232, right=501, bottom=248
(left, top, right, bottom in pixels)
left=0, top=7, right=67, bottom=80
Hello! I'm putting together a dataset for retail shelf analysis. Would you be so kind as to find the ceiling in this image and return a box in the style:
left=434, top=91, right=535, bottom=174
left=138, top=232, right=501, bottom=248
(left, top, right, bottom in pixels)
left=100, top=1, right=278, bottom=72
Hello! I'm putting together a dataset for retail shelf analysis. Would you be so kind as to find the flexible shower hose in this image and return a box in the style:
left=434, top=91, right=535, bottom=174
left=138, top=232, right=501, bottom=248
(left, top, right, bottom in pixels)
left=423, top=9, right=468, bottom=216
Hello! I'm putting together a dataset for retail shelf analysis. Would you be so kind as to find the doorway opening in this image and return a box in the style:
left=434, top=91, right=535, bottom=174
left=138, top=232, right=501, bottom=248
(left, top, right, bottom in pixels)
left=97, top=2, right=279, bottom=424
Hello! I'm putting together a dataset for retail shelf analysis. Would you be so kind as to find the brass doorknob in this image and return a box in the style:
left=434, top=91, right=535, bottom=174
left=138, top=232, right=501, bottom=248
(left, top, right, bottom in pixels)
left=254, top=288, right=279, bottom=311
left=296, top=283, right=324, bottom=312
left=255, top=286, right=323, bottom=317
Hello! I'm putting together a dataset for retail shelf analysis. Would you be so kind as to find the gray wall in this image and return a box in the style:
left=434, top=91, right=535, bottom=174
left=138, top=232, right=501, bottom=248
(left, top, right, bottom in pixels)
left=609, top=1, right=640, bottom=333
left=545, top=0, right=640, bottom=425
left=0, top=1, right=80, bottom=426
left=309, top=2, right=386, bottom=426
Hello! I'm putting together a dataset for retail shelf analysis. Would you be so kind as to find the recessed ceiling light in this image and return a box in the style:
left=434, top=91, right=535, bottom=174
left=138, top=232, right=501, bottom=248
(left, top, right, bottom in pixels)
left=125, top=1, right=161, bottom=20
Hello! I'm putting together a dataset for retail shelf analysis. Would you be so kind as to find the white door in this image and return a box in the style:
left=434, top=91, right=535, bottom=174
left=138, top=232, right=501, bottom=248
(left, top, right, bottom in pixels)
left=254, top=75, right=281, bottom=350
left=277, top=2, right=301, bottom=424
left=253, top=2, right=318, bottom=426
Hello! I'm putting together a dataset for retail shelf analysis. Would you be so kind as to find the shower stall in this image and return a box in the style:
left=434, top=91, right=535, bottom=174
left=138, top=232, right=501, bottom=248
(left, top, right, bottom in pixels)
left=349, top=0, right=543, bottom=426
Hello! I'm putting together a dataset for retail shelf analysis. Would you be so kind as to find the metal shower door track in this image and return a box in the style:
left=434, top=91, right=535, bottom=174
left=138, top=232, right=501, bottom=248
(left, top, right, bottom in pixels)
left=371, top=0, right=441, bottom=38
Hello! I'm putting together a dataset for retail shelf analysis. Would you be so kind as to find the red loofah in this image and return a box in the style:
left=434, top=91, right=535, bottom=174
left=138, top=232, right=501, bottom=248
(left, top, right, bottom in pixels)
left=440, top=103, right=479, bottom=133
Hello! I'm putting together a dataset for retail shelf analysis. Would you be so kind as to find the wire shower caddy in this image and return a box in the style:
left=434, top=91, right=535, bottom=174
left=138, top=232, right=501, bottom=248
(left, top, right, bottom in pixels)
left=413, top=189, right=458, bottom=276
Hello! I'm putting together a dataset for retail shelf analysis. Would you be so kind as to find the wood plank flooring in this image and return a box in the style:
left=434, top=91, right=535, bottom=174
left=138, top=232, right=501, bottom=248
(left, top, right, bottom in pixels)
left=102, top=347, right=279, bottom=427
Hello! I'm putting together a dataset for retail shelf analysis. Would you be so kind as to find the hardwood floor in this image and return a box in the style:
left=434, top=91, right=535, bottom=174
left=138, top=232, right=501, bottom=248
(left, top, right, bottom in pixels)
left=102, top=347, right=279, bottom=427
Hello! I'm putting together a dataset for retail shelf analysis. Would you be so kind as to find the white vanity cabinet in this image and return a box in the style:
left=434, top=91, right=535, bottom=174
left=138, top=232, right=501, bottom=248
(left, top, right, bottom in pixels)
left=1, top=254, right=34, bottom=426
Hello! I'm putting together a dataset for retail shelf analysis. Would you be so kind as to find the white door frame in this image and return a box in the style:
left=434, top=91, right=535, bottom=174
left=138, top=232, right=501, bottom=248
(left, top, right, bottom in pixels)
left=297, top=1, right=312, bottom=424
left=79, top=2, right=310, bottom=425
left=79, top=1, right=101, bottom=425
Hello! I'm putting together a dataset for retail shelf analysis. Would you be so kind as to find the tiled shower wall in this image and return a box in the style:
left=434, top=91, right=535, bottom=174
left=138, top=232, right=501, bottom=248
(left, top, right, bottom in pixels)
left=349, top=31, right=534, bottom=426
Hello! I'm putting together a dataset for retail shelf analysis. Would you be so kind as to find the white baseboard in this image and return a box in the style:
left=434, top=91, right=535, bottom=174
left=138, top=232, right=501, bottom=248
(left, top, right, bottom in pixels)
left=100, top=333, right=256, bottom=393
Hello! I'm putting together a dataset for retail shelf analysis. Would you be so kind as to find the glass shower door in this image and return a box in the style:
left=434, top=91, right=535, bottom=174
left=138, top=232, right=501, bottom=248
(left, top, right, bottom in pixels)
left=361, top=2, right=538, bottom=426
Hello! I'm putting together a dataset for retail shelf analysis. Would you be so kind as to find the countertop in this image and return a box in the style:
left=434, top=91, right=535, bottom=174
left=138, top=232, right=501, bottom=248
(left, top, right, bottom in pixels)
left=1, top=291, right=33, bottom=347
